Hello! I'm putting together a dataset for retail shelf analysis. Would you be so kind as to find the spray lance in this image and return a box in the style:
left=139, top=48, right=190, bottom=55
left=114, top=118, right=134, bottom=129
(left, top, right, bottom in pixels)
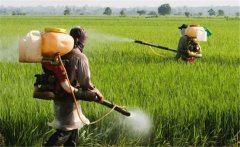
left=134, top=40, right=177, bottom=53
left=95, top=98, right=131, bottom=117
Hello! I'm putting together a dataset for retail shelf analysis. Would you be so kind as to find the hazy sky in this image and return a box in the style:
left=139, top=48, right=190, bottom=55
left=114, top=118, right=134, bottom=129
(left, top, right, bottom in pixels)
left=0, top=0, right=239, bottom=7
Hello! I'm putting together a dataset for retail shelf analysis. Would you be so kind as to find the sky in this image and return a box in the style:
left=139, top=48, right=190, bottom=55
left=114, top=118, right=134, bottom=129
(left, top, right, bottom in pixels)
left=0, top=0, right=239, bottom=7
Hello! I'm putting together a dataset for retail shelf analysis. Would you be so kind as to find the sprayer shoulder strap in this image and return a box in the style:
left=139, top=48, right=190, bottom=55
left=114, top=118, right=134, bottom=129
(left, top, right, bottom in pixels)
left=61, top=51, right=76, bottom=81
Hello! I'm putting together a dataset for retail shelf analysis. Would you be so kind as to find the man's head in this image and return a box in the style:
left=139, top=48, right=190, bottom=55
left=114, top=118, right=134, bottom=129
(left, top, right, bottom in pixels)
left=70, top=26, right=87, bottom=52
left=178, top=24, right=188, bottom=36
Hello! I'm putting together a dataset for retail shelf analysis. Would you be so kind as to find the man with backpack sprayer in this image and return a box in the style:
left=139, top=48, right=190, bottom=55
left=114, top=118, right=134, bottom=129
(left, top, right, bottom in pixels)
left=41, top=27, right=130, bottom=146
left=40, top=26, right=103, bottom=146
left=134, top=24, right=211, bottom=63
left=175, top=24, right=202, bottom=63
left=19, top=26, right=130, bottom=147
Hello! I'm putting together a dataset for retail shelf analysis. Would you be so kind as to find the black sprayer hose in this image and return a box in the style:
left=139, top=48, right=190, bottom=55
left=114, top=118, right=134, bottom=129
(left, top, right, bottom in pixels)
left=134, top=40, right=177, bottom=53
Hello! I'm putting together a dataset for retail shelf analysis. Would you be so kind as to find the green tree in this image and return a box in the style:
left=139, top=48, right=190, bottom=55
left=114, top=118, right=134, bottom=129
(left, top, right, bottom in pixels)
left=103, top=7, right=112, bottom=15
left=137, top=10, right=146, bottom=16
left=12, top=11, right=16, bottom=15
left=120, top=9, right=126, bottom=17
left=12, top=10, right=26, bottom=15
left=198, top=12, right=203, bottom=16
left=158, top=4, right=171, bottom=15
left=148, top=11, right=157, bottom=16
left=64, top=6, right=71, bottom=15
left=236, top=12, right=240, bottom=17
left=217, top=9, right=224, bottom=16
left=184, top=12, right=190, bottom=17
left=208, top=8, right=216, bottom=16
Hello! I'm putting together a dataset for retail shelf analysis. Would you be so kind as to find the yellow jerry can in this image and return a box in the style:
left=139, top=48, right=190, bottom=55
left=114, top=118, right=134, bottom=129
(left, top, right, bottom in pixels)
left=41, top=27, right=74, bottom=57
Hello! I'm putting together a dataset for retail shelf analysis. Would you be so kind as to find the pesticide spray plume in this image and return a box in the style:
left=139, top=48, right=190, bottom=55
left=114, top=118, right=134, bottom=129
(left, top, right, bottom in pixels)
left=87, top=30, right=134, bottom=43
left=116, top=108, right=152, bottom=136
left=0, top=37, right=19, bottom=63
left=134, top=39, right=177, bottom=53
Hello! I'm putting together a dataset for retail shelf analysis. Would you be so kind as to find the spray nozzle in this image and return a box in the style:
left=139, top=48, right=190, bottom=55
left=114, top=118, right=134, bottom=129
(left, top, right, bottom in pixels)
left=134, top=40, right=143, bottom=44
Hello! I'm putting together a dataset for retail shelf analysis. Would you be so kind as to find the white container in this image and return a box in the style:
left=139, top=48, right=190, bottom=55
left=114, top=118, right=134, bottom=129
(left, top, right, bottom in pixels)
left=196, top=27, right=207, bottom=42
left=19, top=30, right=43, bottom=63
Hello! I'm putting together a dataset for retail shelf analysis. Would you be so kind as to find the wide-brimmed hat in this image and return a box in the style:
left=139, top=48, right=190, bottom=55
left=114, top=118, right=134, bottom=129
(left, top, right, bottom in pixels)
left=178, top=24, right=188, bottom=29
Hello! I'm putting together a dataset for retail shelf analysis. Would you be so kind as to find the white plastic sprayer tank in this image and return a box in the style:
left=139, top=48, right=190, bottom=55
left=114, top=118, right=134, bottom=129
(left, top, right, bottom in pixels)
left=19, top=30, right=42, bottom=62
left=19, top=28, right=74, bottom=63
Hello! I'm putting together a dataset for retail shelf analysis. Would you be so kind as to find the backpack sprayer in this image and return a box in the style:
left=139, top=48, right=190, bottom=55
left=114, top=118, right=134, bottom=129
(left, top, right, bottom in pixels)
left=19, top=28, right=131, bottom=122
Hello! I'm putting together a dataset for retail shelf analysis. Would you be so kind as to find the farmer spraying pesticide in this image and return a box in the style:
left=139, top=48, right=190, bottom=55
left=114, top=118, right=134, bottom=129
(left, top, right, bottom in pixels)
left=41, top=26, right=105, bottom=146
left=134, top=24, right=211, bottom=63
left=19, top=26, right=130, bottom=146
left=176, top=24, right=203, bottom=62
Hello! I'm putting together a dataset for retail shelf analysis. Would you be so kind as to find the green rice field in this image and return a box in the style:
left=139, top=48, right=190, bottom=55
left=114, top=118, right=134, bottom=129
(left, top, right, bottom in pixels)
left=0, top=16, right=239, bottom=146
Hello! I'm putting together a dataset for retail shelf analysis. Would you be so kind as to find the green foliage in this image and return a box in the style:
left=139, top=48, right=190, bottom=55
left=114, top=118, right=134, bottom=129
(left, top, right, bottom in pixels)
left=137, top=10, right=146, bottom=16
left=217, top=9, right=225, bottom=16
left=158, top=4, right=171, bottom=15
left=148, top=11, right=157, bottom=16
left=198, top=12, right=203, bottom=16
left=0, top=16, right=239, bottom=146
left=185, top=12, right=190, bottom=17
left=208, top=8, right=216, bottom=16
left=236, top=12, right=240, bottom=17
left=63, top=6, right=71, bottom=15
left=12, top=11, right=26, bottom=15
left=103, top=7, right=112, bottom=15
left=120, top=9, right=126, bottom=17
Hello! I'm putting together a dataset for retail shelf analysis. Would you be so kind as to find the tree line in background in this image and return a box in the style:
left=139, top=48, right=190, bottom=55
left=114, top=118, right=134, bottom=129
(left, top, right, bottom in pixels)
left=64, top=4, right=239, bottom=17
left=0, top=3, right=239, bottom=17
